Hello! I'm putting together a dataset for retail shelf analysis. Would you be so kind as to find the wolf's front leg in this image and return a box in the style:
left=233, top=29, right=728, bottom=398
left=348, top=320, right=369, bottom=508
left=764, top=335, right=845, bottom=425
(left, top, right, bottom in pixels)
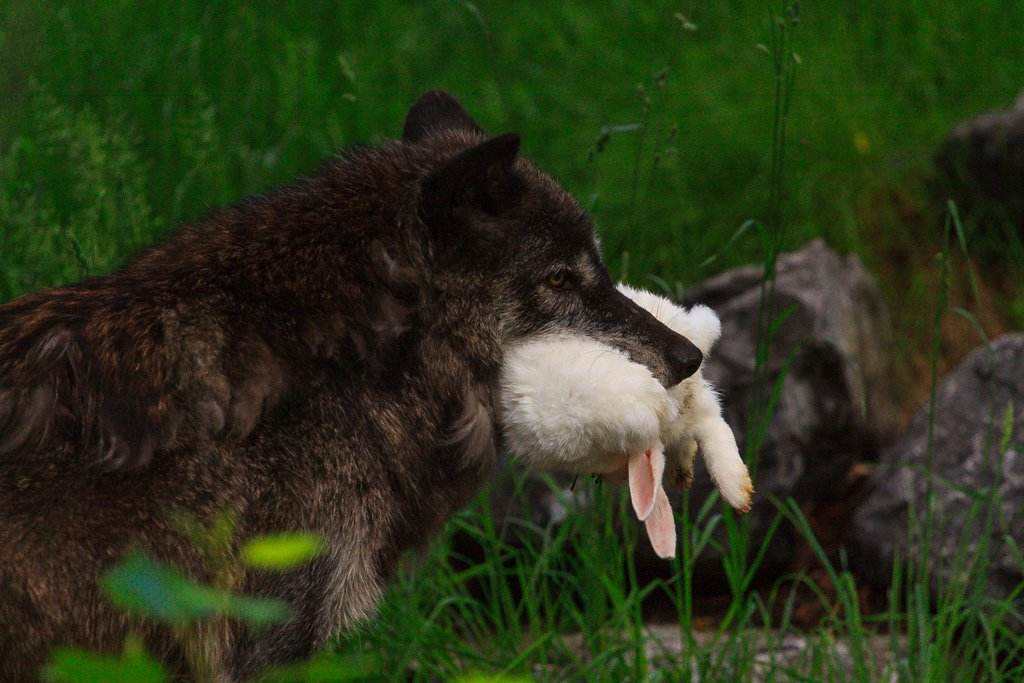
left=230, top=540, right=386, bottom=679
left=227, top=560, right=335, bottom=680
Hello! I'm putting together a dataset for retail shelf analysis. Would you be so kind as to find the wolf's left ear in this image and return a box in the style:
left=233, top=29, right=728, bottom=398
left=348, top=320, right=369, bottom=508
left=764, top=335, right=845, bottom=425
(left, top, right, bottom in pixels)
left=419, top=133, right=522, bottom=225
left=403, top=91, right=483, bottom=143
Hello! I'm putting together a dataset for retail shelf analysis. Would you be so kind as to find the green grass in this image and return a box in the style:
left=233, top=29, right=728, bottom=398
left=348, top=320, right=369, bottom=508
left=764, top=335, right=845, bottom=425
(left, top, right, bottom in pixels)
left=3, top=1, right=1024, bottom=297
left=4, top=1, right=1024, bottom=681
left=332, top=458, right=1024, bottom=680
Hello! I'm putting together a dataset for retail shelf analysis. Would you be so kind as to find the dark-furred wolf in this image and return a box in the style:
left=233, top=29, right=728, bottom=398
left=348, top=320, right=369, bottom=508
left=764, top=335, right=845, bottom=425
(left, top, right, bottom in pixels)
left=0, top=92, right=703, bottom=679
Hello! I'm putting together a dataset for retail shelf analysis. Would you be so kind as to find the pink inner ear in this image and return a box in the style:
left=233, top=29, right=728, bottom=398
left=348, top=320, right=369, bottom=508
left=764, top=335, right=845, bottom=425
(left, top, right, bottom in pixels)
left=644, top=486, right=676, bottom=559
left=628, top=445, right=665, bottom=521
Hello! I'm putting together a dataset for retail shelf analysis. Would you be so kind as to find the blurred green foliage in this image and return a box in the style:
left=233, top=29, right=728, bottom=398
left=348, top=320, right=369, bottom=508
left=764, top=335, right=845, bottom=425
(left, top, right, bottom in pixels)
left=44, top=636, right=167, bottom=683
left=47, top=530, right=332, bottom=680
left=2, top=1, right=1023, bottom=302
left=241, top=532, right=326, bottom=571
left=102, top=551, right=290, bottom=627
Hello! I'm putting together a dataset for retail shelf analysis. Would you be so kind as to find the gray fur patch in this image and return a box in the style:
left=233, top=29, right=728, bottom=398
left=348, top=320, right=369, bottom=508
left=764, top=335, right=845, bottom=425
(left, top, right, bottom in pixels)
left=227, top=340, right=287, bottom=440
left=372, top=293, right=414, bottom=340
left=198, top=398, right=227, bottom=436
left=0, top=385, right=53, bottom=453
left=33, top=328, right=73, bottom=363
left=444, top=383, right=496, bottom=469
left=322, top=523, right=386, bottom=640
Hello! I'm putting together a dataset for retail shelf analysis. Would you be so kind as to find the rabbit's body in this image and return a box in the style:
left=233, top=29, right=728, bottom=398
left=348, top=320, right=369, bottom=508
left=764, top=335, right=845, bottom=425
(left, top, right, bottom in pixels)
left=500, top=285, right=754, bottom=558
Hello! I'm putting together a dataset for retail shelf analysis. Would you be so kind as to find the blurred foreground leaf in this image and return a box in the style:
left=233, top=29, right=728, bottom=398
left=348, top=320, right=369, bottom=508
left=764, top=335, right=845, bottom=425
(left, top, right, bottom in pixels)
left=43, top=636, right=167, bottom=682
left=257, top=651, right=375, bottom=682
left=242, top=532, right=325, bottom=571
left=102, top=551, right=290, bottom=626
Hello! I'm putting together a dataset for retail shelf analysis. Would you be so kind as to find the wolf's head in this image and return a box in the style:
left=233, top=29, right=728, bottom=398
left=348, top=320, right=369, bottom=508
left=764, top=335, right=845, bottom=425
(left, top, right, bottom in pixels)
left=404, top=91, right=702, bottom=388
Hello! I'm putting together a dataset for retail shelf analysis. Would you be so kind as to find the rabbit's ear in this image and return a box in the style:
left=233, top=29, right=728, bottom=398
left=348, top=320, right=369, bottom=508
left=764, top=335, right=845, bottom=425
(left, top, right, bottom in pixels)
left=644, top=486, right=677, bottom=559
left=628, top=444, right=665, bottom=521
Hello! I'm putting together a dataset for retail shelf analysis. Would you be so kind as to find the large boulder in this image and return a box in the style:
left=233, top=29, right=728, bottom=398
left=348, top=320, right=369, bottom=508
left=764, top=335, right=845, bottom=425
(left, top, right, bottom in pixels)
left=935, top=92, right=1024, bottom=243
left=492, top=240, right=898, bottom=581
left=853, top=334, right=1024, bottom=603
left=681, top=238, right=898, bottom=507
left=663, top=239, right=897, bottom=571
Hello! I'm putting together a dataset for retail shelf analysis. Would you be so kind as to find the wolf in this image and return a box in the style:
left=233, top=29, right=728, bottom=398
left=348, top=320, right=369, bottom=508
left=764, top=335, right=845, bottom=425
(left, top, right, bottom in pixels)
left=0, top=91, right=703, bottom=679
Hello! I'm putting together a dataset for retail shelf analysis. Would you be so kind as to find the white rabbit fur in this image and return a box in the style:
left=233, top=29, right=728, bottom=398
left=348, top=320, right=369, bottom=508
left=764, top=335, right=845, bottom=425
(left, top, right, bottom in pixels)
left=500, top=284, right=753, bottom=514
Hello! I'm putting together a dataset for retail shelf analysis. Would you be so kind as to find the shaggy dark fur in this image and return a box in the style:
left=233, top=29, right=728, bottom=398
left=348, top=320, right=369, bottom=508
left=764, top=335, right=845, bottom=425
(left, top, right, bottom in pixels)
left=0, top=91, right=702, bottom=679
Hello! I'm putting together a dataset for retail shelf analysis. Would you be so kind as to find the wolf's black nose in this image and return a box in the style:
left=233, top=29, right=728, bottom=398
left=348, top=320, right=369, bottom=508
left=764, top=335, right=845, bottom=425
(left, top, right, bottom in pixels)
left=667, top=338, right=703, bottom=386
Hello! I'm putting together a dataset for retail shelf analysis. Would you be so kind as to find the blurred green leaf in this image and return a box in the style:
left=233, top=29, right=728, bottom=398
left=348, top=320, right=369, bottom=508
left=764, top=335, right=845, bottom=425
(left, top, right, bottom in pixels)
left=43, top=636, right=167, bottom=682
left=336, top=53, right=356, bottom=84
left=229, top=594, right=293, bottom=626
left=169, top=509, right=237, bottom=563
left=1000, top=401, right=1015, bottom=455
left=102, top=552, right=203, bottom=624
left=102, top=551, right=290, bottom=626
left=257, top=652, right=375, bottom=682
left=242, top=532, right=325, bottom=571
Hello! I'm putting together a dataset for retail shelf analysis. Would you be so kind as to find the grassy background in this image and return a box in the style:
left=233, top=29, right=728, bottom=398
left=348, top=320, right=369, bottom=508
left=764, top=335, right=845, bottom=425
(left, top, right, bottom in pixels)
left=3, top=1, right=1024, bottom=680
left=3, top=1, right=1024, bottom=295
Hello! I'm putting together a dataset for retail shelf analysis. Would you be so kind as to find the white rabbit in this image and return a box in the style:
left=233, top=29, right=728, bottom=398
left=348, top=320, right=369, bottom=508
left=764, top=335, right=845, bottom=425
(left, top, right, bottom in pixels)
left=500, top=285, right=753, bottom=559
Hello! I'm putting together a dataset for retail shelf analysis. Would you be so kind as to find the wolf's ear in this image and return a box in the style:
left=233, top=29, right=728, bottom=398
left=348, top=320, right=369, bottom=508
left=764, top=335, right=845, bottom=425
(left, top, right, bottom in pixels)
left=403, top=91, right=483, bottom=143
left=419, top=133, right=521, bottom=227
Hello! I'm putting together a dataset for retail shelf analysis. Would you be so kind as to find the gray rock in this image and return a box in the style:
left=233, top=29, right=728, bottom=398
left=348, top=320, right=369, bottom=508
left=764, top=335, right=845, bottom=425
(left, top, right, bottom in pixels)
left=554, top=625, right=903, bottom=681
left=935, top=92, right=1024, bottom=234
left=679, top=239, right=898, bottom=548
left=853, top=334, right=1024, bottom=605
left=624, top=239, right=895, bottom=573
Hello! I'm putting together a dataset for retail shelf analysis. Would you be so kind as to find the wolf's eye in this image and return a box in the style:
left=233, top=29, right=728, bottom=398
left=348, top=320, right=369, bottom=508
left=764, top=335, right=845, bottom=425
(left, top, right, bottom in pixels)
left=546, top=270, right=573, bottom=289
